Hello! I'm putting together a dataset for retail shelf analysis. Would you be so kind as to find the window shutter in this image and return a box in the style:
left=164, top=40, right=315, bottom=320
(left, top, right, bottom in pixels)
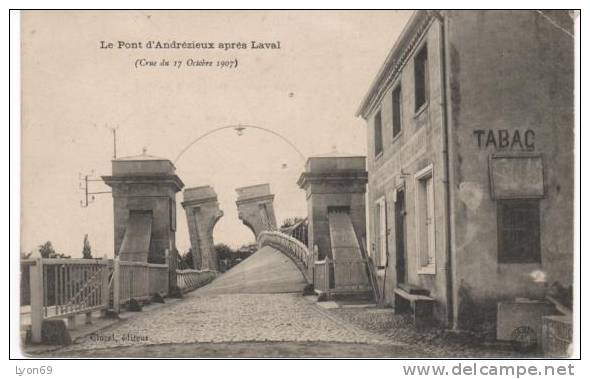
left=426, top=178, right=435, bottom=265
left=379, top=198, right=388, bottom=267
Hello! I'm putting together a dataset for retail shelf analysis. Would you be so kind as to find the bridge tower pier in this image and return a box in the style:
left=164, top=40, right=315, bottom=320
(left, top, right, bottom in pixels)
left=182, top=186, right=224, bottom=271
left=235, top=184, right=277, bottom=239
left=102, top=153, right=184, bottom=290
left=297, top=155, right=368, bottom=259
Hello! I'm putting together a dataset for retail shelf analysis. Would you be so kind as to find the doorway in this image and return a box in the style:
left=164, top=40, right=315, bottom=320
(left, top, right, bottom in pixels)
left=395, top=188, right=407, bottom=285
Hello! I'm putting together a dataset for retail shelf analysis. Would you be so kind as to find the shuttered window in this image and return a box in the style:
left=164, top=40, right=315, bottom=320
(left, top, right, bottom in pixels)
left=374, top=110, right=383, bottom=156
left=414, top=44, right=429, bottom=112
left=374, top=197, right=387, bottom=268
left=497, top=200, right=541, bottom=263
left=415, top=164, right=435, bottom=274
left=392, top=85, right=402, bottom=138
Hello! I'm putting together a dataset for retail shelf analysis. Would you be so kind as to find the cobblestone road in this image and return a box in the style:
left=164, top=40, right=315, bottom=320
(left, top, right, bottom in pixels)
left=52, top=247, right=411, bottom=357
left=59, top=292, right=398, bottom=353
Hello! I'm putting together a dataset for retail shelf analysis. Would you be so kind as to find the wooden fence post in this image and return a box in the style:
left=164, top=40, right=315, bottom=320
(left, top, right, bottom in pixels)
left=325, top=257, right=331, bottom=294
left=312, top=245, right=319, bottom=288
left=166, top=248, right=177, bottom=295
left=164, top=249, right=170, bottom=295
left=144, top=263, right=149, bottom=298
left=29, top=253, right=43, bottom=343
left=113, top=256, right=120, bottom=313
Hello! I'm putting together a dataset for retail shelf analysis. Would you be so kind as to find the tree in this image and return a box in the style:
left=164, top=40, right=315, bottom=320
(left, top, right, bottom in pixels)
left=39, top=241, right=57, bottom=258
left=82, top=234, right=93, bottom=259
left=38, top=241, right=70, bottom=259
left=236, top=243, right=256, bottom=260
left=215, top=243, right=235, bottom=273
left=281, top=217, right=305, bottom=229
left=178, top=248, right=194, bottom=269
left=214, top=243, right=234, bottom=261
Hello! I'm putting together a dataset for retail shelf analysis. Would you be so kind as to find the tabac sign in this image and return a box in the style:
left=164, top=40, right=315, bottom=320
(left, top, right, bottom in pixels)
left=474, top=129, right=535, bottom=151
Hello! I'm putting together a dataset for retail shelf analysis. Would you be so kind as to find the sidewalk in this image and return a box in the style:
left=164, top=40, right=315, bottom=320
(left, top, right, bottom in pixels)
left=21, top=298, right=183, bottom=356
left=324, top=306, right=539, bottom=358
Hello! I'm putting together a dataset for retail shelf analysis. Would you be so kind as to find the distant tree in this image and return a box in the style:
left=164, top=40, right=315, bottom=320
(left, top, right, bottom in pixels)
left=214, top=243, right=234, bottom=261
left=38, top=241, right=70, bottom=259
left=280, top=217, right=305, bottom=229
left=39, top=241, right=56, bottom=258
left=215, top=243, right=237, bottom=272
left=178, top=248, right=194, bottom=269
left=82, top=234, right=93, bottom=259
left=236, top=243, right=257, bottom=260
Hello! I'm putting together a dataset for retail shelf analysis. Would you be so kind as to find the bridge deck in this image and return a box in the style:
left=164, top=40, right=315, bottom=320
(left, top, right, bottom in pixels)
left=197, top=246, right=307, bottom=295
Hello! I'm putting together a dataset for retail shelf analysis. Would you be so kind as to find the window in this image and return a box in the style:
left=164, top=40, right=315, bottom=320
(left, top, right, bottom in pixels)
left=414, top=44, right=429, bottom=112
left=415, top=165, right=435, bottom=273
left=374, top=197, right=387, bottom=268
left=497, top=200, right=541, bottom=263
left=392, top=85, right=402, bottom=138
left=374, top=110, right=383, bottom=157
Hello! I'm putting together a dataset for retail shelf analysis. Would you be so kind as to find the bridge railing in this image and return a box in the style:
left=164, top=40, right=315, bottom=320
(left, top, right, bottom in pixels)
left=21, top=250, right=220, bottom=344
left=22, top=250, right=174, bottom=343
left=313, top=257, right=331, bottom=294
left=176, top=269, right=217, bottom=293
left=112, top=258, right=169, bottom=312
left=22, top=256, right=111, bottom=343
left=257, top=230, right=314, bottom=281
left=279, top=217, right=308, bottom=246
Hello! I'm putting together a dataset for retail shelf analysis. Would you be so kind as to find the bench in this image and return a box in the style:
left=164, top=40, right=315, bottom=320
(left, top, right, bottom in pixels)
left=394, top=287, right=435, bottom=328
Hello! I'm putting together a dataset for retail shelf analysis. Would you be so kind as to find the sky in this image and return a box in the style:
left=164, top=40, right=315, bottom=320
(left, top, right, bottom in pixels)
left=20, top=10, right=412, bottom=257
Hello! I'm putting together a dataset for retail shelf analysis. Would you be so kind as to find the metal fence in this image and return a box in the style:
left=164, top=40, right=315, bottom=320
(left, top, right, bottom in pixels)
left=22, top=257, right=111, bottom=343
left=22, top=250, right=175, bottom=343
left=257, top=230, right=314, bottom=281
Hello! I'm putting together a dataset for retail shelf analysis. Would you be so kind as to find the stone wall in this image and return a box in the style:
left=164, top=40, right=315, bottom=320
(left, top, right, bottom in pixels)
left=445, top=10, right=574, bottom=327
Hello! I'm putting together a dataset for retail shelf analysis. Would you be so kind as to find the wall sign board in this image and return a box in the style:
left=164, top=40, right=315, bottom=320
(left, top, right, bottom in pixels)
left=489, top=155, right=544, bottom=199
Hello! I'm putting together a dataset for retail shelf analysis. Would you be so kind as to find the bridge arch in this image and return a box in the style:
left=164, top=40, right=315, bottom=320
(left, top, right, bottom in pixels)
left=238, top=215, right=257, bottom=240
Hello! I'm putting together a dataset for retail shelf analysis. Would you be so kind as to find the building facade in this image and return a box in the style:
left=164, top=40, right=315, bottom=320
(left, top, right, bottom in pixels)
left=357, top=10, right=574, bottom=328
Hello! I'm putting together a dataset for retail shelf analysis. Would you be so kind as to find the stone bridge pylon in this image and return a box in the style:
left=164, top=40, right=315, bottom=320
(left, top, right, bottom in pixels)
left=236, top=184, right=277, bottom=238
left=182, top=186, right=224, bottom=271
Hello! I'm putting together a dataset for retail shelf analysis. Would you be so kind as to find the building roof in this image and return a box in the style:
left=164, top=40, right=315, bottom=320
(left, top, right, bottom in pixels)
left=355, top=10, right=435, bottom=120
left=115, top=147, right=170, bottom=161
left=115, top=153, right=168, bottom=161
